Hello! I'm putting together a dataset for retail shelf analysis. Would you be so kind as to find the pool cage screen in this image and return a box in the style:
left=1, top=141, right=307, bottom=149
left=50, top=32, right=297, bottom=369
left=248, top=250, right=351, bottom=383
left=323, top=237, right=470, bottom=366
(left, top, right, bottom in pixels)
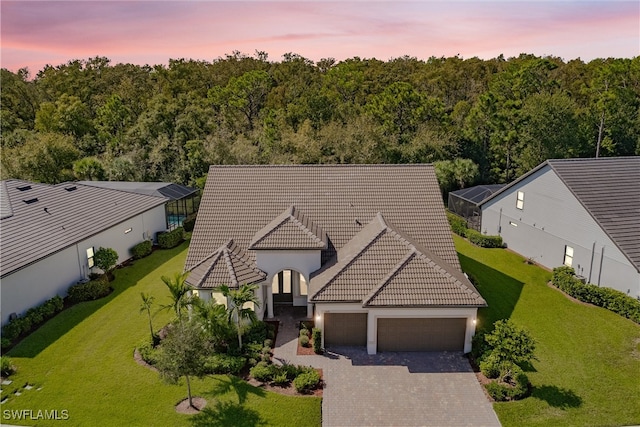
left=447, top=185, right=504, bottom=231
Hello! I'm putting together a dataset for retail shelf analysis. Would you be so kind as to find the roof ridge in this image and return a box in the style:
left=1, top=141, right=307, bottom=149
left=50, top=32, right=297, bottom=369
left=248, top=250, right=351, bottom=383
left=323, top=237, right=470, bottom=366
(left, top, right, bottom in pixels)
left=362, top=250, right=416, bottom=306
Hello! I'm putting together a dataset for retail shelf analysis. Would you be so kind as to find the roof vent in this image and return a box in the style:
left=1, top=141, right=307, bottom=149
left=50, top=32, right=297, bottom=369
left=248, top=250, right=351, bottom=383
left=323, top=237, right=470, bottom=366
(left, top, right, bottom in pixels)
left=23, top=198, right=39, bottom=204
left=17, top=185, right=32, bottom=191
left=65, top=186, right=77, bottom=192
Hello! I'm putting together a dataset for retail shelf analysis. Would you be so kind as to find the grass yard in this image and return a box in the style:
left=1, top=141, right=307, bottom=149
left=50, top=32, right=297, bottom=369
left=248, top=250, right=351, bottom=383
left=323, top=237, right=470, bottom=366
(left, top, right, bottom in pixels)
left=2, top=242, right=321, bottom=427
left=455, top=235, right=640, bottom=427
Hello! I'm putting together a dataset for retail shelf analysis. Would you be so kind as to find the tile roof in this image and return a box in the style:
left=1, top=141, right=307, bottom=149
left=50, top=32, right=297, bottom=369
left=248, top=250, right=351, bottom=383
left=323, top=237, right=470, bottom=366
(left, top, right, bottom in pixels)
left=186, top=240, right=266, bottom=288
left=0, top=180, right=167, bottom=277
left=249, top=205, right=328, bottom=250
left=480, top=157, right=640, bottom=272
left=78, top=181, right=198, bottom=201
left=310, top=213, right=486, bottom=307
left=186, top=164, right=460, bottom=272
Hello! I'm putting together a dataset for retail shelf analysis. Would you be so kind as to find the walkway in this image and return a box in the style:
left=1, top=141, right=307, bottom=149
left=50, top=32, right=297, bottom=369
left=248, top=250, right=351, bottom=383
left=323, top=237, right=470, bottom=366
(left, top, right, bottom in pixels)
left=271, top=307, right=501, bottom=427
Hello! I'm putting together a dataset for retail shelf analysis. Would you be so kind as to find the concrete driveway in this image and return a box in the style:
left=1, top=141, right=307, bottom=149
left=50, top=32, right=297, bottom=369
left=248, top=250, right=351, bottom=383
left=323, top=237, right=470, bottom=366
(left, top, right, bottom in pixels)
left=271, top=308, right=501, bottom=427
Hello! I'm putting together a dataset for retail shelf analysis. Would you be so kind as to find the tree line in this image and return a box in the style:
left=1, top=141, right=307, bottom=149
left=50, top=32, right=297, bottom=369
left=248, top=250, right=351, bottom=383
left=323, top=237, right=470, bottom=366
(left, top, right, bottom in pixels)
left=2, top=52, right=638, bottom=189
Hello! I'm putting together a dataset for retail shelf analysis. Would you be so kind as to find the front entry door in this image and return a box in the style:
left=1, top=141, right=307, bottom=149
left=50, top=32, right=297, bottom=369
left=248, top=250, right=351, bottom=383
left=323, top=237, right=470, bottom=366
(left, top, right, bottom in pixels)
left=273, top=271, right=293, bottom=304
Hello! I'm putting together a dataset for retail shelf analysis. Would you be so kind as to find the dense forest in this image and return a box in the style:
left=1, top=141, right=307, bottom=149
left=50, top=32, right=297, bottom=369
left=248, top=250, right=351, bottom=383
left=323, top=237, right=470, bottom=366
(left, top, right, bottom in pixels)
left=1, top=52, right=639, bottom=191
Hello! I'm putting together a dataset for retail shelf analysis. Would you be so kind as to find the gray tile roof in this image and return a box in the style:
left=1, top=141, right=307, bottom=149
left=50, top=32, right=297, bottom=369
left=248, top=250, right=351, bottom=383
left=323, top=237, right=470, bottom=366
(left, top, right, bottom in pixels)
left=186, top=240, right=266, bottom=288
left=78, top=181, right=198, bottom=201
left=186, top=164, right=460, bottom=273
left=0, top=180, right=167, bottom=277
left=249, top=205, right=328, bottom=250
left=548, top=157, right=640, bottom=271
left=310, top=213, right=486, bottom=307
left=480, top=157, right=640, bottom=272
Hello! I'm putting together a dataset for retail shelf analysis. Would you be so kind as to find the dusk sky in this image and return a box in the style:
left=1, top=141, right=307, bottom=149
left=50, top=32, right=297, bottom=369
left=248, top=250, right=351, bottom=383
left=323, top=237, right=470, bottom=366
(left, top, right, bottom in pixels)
left=1, top=1, right=639, bottom=74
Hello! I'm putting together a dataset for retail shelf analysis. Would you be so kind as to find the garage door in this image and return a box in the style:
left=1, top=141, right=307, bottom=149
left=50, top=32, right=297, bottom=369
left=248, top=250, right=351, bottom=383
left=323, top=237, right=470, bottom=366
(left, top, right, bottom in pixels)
left=324, top=313, right=367, bottom=347
left=377, top=318, right=466, bottom=352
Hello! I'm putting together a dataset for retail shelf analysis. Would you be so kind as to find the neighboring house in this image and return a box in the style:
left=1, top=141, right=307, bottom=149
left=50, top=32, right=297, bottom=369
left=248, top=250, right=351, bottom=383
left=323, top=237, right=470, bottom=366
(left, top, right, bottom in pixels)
left=185, top=165, right=486, bottom=354
left=480, top=157, right=640, bottom=298
left=448, top=184, right=505, bottom=231
left=78, top=181, right=200, bottom=230
left=0, top=180, right=168, bottom=325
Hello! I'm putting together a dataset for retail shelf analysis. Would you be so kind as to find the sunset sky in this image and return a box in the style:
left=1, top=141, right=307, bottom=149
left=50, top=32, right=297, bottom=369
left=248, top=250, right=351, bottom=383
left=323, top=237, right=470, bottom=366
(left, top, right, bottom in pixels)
left=1, top=1, right=639, bottom=74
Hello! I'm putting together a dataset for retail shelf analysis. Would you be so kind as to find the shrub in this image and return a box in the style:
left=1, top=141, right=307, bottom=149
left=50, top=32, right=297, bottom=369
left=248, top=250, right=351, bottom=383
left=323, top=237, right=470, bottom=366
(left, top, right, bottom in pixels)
left=485, top=381, right=509, bottom=401
left=312, top=328, right=322, bottom=354
left=131, top=240, right=152, bottom=259
left=243, top=342, right=263, bottom=361
left=203, top=354, right=246, bottom=375
left=243, top=321, right=272, bottom=346
left=157, top=227, right=184, bottom=249
left=471, top=330, right=490, bottom=361
left=503, top=365, right=530, bottom=400
left=479, top=352, right=502, bottom=379
left=94, top=247, right=119, bottom=274
left=300, top=328, right=309, bottom=337
left=272, top=372, right=289, bottom=386
left=26, top=306, right=44, bottom=325
left=0, top=356, right=15, bottom=377
left=484, top=319, right=536, bottom=365
left=263, top=339, right=273, bottom=348
left=1, top=320, right=22, bottom=342
left=300, top=320, right=314, bottom=330
left=300, top=335, right=310, bottom=347
left=1, top=338, right=11, bottom=350
left=293, top=370, right=321, bottom=393
left=137, top=338, right=159, bottom=365
left=446, top=211, right=468, bottom=236
left=552, top=267, right=640, bottom=324
left=250, top=364, right=274, bottom=382
left=465, top=229, right=503, bottom=248
left=182, top=215, right=197, bottom=232
left=67, top=276, right=111, bottom=304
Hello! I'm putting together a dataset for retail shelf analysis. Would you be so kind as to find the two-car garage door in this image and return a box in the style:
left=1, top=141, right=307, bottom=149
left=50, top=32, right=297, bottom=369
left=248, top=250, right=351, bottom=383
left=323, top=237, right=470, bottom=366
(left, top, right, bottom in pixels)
left=324, top=313, right=466, bottom=352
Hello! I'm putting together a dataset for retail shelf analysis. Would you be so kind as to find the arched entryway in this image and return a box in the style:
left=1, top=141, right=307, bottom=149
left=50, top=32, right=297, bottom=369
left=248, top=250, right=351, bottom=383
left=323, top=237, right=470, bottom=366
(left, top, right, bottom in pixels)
left=271, top=269, right=308, bottom=306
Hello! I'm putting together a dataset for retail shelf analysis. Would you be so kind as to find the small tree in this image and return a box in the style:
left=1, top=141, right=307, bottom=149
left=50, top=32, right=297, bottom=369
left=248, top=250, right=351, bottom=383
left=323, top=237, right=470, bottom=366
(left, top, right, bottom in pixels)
left=219, top=283, right=260, bottom=350
left=94, top=247, right=118, bottom=278
left=160, top=271, right=191, bottom=321
left=139, top=292, right=156, bottom=344
left=192, top=298, right=233, bottom=350
left=155, top=319, right=211, bottom=410
left=484, top=319, right=536, bottom=365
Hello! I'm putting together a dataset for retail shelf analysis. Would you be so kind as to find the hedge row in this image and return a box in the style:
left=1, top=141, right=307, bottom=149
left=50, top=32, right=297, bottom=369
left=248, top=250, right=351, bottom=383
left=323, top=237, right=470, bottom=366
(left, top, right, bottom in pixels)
left=182, top=215, right=196, bottom=232
left=552, top=266, right=640, bottom=324
left=67, top=276, right=111, bottom=304
left=131, top=240, right=153, bottom=259
left=157, top=227, right=184, bottom=249
left=446, top=211, right=503, bottom=248
left=249, top=361, right=320, bottom=392
left=1, top=295, right=64, bottom=347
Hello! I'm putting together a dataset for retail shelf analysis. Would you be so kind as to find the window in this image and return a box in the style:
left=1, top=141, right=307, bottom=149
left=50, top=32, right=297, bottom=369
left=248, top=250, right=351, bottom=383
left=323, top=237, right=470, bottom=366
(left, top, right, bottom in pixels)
left=563, top=245, right=574, bottom=267
left=509, top=221, right=518, bottom=227
left=516, top=191, right=525, bottom=210
left=86, top=247, right=95, bottom=268
left=124, top=228, right=132, bottom=234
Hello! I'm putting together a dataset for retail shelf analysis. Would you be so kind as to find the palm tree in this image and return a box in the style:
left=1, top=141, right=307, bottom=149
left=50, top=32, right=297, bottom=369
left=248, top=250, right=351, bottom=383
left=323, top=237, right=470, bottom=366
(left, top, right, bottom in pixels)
left=192, top=298, right=232, bottom=349
left=219, top=283, right=260, bottom=350
left=160, top=271, right=191, bottom=321
left=139, top=292, right=156, bottom=343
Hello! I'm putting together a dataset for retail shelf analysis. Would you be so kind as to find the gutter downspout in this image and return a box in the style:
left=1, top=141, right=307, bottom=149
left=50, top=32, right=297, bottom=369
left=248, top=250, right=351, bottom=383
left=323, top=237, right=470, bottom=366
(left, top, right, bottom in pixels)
left=588, top=241, right=596, bottom=284
left=597, top=246, right=605, bottom=287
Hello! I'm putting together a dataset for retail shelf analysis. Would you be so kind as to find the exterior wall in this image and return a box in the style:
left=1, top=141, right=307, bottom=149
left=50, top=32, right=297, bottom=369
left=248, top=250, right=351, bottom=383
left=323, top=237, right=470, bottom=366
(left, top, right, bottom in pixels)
left=254, top=250, right=321, bottom=318
left=482, top=166, right=640, bottom=297
left=314, top=303, right=478, bottom=355
left=0, top=205, right=168, bottom=325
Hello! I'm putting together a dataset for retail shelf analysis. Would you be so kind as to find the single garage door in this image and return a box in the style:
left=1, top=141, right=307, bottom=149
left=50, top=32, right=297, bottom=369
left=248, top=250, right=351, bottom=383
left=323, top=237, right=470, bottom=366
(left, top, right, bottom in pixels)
left=377, top=318, right=466, bottom=352
left=324, top=313, right=367, bottom=347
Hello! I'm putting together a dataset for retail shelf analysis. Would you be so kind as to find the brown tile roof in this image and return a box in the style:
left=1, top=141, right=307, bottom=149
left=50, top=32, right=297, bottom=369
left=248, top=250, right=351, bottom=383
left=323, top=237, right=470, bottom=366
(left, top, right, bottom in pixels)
left=186, top=240, right=266, bottom=289
left=310, top=213, right=486, bottom=307
left=186, top=164, right=460, bottom=272
left=249, top=205, right=328, bottom=250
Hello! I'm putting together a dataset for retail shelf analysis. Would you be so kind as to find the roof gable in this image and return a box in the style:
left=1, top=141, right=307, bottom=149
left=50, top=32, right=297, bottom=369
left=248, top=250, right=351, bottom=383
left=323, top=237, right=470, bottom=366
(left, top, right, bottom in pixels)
left=249, top=205, right=328, bottom=250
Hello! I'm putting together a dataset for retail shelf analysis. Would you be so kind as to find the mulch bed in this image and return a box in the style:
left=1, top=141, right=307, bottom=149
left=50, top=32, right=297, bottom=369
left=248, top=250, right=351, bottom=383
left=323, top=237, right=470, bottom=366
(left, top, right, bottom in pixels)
left=245, top=369, right=323, bottom=397
left=175, top=397, right=207, bottom=414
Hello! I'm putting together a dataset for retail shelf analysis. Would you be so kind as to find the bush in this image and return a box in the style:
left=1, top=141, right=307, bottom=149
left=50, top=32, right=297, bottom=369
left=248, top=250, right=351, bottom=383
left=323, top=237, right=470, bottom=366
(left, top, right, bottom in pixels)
left=300, top=335, right=310, bottom=347
left=137, top=338, right=159, bottom=365
left=485, top=381, right=509, bottom=401
left=484, top=364, right=530, bottom=401
left=243, top=321, right=272, bottom=346
left=293, top=370, right=321, bottom=393
left=204, top=354, right=246, bottom=375
left=479, top=352, right=502, bottom=379
left=312, top=328, right=322, bottom=354
left=446, top=211, right=468, bottom=236
left=1, top=338, right=11, bottom=350
left=272, top=372, right=289, bottom=386
left=182, top=215, right=197, bottom=232
left=263, top=339, right=273, bottom=348
left=67, top=276, right=111, bottom=304
left=465, top=228, right=503, bottom=248
left=0, top=356, right=16, bottom=377
left=300, top=328, right=309, bottom=337
left=250, top=364, right=274, bottom=383
left=552, top=267, right=640, bottom=324
left=157, top=227, right=184, bottom=249
left=131, top=240, right=153, bottom=259
left=94, top=247, right=119, bottom=274
left=484, top=319, right=536, bottom=365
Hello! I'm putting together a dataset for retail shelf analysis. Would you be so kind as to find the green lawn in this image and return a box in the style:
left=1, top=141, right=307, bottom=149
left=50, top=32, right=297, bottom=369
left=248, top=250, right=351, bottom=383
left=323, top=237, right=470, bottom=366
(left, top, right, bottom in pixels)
left=2, top=242, right=321, bottom=427
left=455, top=235, right=640, bottom=427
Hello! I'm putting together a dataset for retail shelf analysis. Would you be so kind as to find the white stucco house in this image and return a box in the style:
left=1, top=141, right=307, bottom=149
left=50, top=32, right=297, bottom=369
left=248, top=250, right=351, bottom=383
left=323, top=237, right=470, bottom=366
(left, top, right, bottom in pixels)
left=479, top=157, right=640, bottom=298
left=0, top=180, right=173, bottom=325
left=185, top=165, right=487, bottom=354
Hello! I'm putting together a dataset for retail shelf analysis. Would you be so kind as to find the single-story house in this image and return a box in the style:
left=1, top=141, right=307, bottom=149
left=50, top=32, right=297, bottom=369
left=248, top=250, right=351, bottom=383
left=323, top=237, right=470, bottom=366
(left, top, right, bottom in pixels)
left=479, top=157, right=640, bottom=298
left=78, top=181, right=200, bottom=230
left=448, top=184, right=505, bottom=231
left=185, top=165, right=486, bottom=354
left=0, top=180, right=170, bottom=325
